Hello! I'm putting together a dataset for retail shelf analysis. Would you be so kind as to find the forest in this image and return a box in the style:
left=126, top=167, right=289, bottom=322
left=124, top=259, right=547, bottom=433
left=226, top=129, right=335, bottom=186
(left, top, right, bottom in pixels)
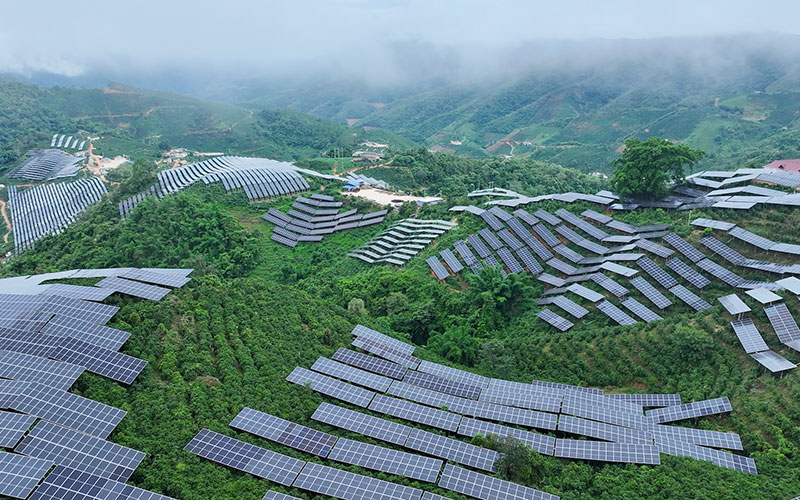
left=2, top=156, right=800, bottom=499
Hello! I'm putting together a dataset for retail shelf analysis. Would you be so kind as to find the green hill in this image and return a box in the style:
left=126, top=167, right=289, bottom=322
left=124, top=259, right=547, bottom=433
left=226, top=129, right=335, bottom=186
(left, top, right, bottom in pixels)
left=2, top=158, right=800, bottom=499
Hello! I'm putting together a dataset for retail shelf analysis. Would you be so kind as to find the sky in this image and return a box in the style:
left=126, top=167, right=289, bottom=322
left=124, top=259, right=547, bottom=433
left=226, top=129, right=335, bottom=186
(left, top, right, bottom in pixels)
left=2, top=0, right=800, bottom=78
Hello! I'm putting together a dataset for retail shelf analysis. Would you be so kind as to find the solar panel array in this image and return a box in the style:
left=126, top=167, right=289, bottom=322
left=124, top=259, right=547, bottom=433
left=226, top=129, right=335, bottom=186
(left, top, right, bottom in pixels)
left=537, top=309, right=574, bottom=331
left=0, top=350, right=83, bottom=391
left=351, top=219, right=455, bottom=265
left=230, top=407, right=338, bottom=457
left=696, top=258, right=744, bottom=287
left=656, top=437, right=757, bottom=474
left=665, top=258, right=710, bottom=289
left=7, top=148, right=84, bottom=181
left=312, top=357, right=393, bottom=392
left=663, top=233, right=706, bottom=263
left=438, top=464, right=559, bottom=500
left=0, top=411, right=36, bottom=448
left=620, top=298, right=662, bottom=323
left=286, top=367, right=375, bottom=408
left=637, top=257, right=678, bottom=288
left=8, top=178, right=108, bottom=254
left=0, top=452, right=52, bottom=499
left=332, top=347, right=407, bottom=379
left=596, top=300, right=638, bottom=326
left=645, top=397, right=733, bottom=424
left=293, top=462, right=423, bottom=500
left=730, top=319, right=770, bottom=354
left=368, top=394, right=461, bottom=432
left=554, top=439, right=660, bottom=465
left=405, top=427, right=499, bottom=472
left=328, top=437, right=442, bottom=482
left=95, top=276, right=171, bottom=301
left=764, top=302, right=800, bottom=348
left=403, top=370, right=482, bottom=399
left=29, top=465, right=175, bottom=500
left=312, top=402, right=412, bottom=446
left=669, top=285, right=712, bottom=311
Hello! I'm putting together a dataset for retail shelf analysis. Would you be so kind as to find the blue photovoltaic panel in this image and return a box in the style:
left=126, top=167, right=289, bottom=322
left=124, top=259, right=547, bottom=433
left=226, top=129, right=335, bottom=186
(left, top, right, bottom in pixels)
left=620, top=298, right=662, bottom=323
left=311, top=403, right=412, bottom=447
left=49, top=336, right=147, bottom=385
left=457, top=417, right=556, bottom=455
left=590, top=273, right=628, bottom=297
left=438, top=464, right=559, bottom=500
left=332, top=348, right=407, bottom=379
left=534, top=210, right=560, bottom=226
left=730, top=319, right=769, bottom=354
left=440, top=249, right=464, bottom=273
left=405, top=427, right=499, bottom=473
left=498, top=229, right=524, bottom=250
left=596, top=300, right=637, bottom=326
left=652, top=424, right=742, bottom=450
left=368, top=394, right=461, bottom=432
left=466, top=234, right=492, bottom=258
left=311, top=357, right=393, bottom=392
left=230, top=407, right=338, bottom=457
left=327, top=437, right=442, bottom=483
left=663, top=233, right=705, bottom=263
left=404, top=370, right=482, bottom=399
left=351, top=324, right=415, bottom=355
left=0, top=411, right=36, bottom=448
left=665, top=258, right=710, bottom=289
left=637, top=257, right=678, bottom=288
left=0, top=453, right=52, bottom=499
left=286, top=367, right=375, bottom=408
left=16, top=420, right=145, bottom=482
left=426, top=257, right=450, bottom=280
left=417, top=360, right=490, bottom=389
left=696, top=258, right=745, bottom=287
left=29, top=465, right=175, bottom=500
left=0, top=350, right=83, bottom=391
left=497, top=247, right=524, bottom=273
left=184, top=429, right=305, bottom=485
left=656, top=437, right=757, bottom=474
left=478, top=228, right=503, bottom=250
left=630, top=277, right=673, bottom=309
left=453, top=240, right=478, bottom=266
left=554, top=439, right=660, bottom=465
left=557, top=415, right=653, bottom=444
left=352, top=337, right=421, bottom=369
left=669, top=285, right=712, bottom=312
left=645, top=397, right=732, bottom=424
left=293, top=462, right=423, bottom=500
left=263, top=492, right=302, bottom=500
left=515, top=247, right=544, bottom=274
left=537, top=309, right=574, bottom=331
left=606, top=393, right=681, bottom=407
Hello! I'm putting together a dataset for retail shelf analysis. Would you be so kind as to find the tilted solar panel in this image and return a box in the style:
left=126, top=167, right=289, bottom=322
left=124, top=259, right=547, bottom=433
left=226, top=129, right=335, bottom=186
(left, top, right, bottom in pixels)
left=669, top=285, right=712, bottom=312
left=0, top=453, right=52, bottom=499
left=696, top=258, right=745, bottom=287
left=404, top=370, right=482, bottom=399
left=764, top=302, right=800, bottom=345
left=655, top=437, right=757, bottom=474
left=39, top=315, right=130, bottom=351
left=700, top=237, right=749, bottom=266
left=292, top=462, right=423, bottom=500
left=405, top=427, right=498, bottom=472
left=311, top=357, right=393, bottom=392
left=352, top=337, right=421, bottom=369
left=596, top=300, right=637, bottom=326
left=0, top=350, right=83, bottom=391
left=327, top=437, right=442, bottom=482
left=557, top=415, right=654, bottom=444
left=286, top=367, right=375, bottom=407
left=590, top=274, right=629, bottom=297
left=417, top=360, right=490, bottom=388
left=440, top=249, right=465, bottom=273
left=497, top=247, right=524, bottom=273
left=311, top=402, right=412, bottom=447
left=438, top=464, right=559, bottom=500
left=95, top=276, right=171, bottom=301
left=184, top=429, right=305, bottom=485
left=332, top=347, right=407, bottom=379
left=29, top=465, right=175, bottom=500
left=554, top=439, right=660, bottom=465
left=0, top=411, right=36, bottom=448
left=730, top=319, right=769, bottom=354
left=620, top=298, right=662, bottom=323
left=636, top=257, right=678, bottom=288
left=652, top=424, right=742, bottom=450
left=665, top=258, right=710, bottom=288
left=457, top=417, right=556, bottom=455
left=16, top=420, right=145, bottom=482
left=230, top=407, right=338, bottom=457
left=262, top=492, right=302, bottom=500
left=537, top=309, right=574, bottom=331
left=663, top=233, right=705, bottom=263
left=50, top=336, right=147, bottom=385
left=750, top=350, right=797, bottom=372
left=368, top=394, right=461, bottom=432
left=645, top=397, right=732, bottom=424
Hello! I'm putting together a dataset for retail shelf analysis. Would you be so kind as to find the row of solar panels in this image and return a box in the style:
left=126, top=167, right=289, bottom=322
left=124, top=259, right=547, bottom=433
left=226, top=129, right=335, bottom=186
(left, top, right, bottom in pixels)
left=118, top=156, right=310, bottom=217
left=8, top=177, right=108, bottom=255
left=6, top=149, right=84, bottom=181
left=349, top=218, right=457, bottom=265
left=274, top=325, right=754, bottom=474
left=0, top=269, right=192, bottom=499
left=49, top=134, right=86, bottom=150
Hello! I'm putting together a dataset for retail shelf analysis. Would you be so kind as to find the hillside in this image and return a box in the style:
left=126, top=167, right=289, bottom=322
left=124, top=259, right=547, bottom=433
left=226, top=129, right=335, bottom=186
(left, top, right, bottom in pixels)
left=208, top=34, right=800, bottom=173
left=0, top=77, right=416, bottom=175
left=2, top=158, right=800, bottom=499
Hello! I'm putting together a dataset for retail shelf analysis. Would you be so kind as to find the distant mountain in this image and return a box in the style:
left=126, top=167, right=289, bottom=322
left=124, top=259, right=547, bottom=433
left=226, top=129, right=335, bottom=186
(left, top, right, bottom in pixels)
left=202, top=34, right=800, bottom=172
left=0, top=78, right=415, bottom=174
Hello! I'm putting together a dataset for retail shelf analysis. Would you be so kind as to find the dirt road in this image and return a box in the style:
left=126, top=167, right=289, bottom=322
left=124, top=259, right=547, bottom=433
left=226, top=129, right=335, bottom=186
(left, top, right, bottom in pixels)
left=0, top=199, right=12, bottom=244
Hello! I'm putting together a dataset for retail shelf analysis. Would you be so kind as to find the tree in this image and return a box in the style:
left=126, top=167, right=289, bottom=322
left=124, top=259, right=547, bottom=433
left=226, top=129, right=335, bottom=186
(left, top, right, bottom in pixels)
left=611, top=137, right=705, bottom=199
left=347, top=298, right=366, bottom=315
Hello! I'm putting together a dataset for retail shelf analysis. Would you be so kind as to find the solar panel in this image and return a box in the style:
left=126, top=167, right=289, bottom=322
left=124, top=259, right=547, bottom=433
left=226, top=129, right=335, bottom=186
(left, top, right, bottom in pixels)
left=95, top=276, right=171, bottom=301
left=456, top=417, right=556, bottom=455
left=669, top=285, right=712, bottom=312
left=635, top=238, right=674, bottom=258
left=718, top=294, right=751, bottom=315
left=557, top=287, right=599, bottom=307
left=478, top=228, right=503, bottom=250
left=478, top=387, right=563, bottom=414
left=497, top=229, right=524, bottom=250
left=497, top=247, right=524, bottom=273
left=700, top=237, right=748, bottom=266
left=0, top=453, right=52, bottom=499
left=730, top=319, right=769, bottom=354
left=764, top=302, right=800, bottom=346
left=311, top=357, right=393, bottom=392
left=0, top=350, right=83, bottom=391
left=665, top=258, right=710, bottom=289
left=596, top=300, right=637, bottom=326
left=750, top=350, right=797, bottom=372
left=286, top=367, right=375, bottom=407
left=690, top=218, right=736, bottom=231
left=655, top=437, right=757, bottom=474
left=529, top=379, right=602, bottom=395
left=368, top=394, right=461, bottom=432
left=533, top=210, right=560, bottom=225
left=652, top=424, right=742, bottom=450
left=776, top=276, right=800, bottom=295
left=515, top=247, right=544, bottom=274
left=119, top=268, right=192, bottom=288
left=404, top=370, right=481, bottom=399
left=263, top=491, right=302, bottom=500
left=663, top=233, right=707, bottom=263
left=352, top=337, right=421, bottom=369
left=745, top=288, right=782, bottom=304
left=440, top=249, right=465, bottom=274
left=50, top=337, right=147, bottom=385
left=583, top=209, right=612, bottom=224
left=645, top=397, right=732, bottom=423
left=546, top=257, right=578, bottom=275
left=426, top=257, right=450, bottom=280
left=554, top=439, right=660, bottom=464
left=549, top=295, right=589, bottom=319
left=537, top=309, right=574, bottom=331
left=16, top=420, right=145, bottom=482
left=312, top=402, right=411, bottom=446
left=332, top=348, right=407, bottom=379
left=696, top=258, right=745, bottom=287
left=513, top=209, right=540, bottom=226
left=351, top=324, right=415, bottom=355
left=552, top=244, right=585, bottom=263
left=532, top=223, right=560, bottom=247
left=538, top=273, right=566, bottom=287
left=417, top=361, right=490, bottom=389
left=479, top=211, right=505, bottom=231
left=184, top=429, right=305, bottom=485
left=230, top=407, right=337, bottom=457
left=292, top=462, right=423, bottom=500
left=590, top=274, right=629, bottom=297
left=0, top=411, right=36, bottom=448
left=561, top=397, right=652, bottom=431
left=9, top=382, right=125, bottom=439
left=39, top=315, right=130, bottom=351
left=620, top=298, right=662, bottom=323
left=466, top=234, right=492, bottom=258
left=557, top=415, right=653, bottom=444
left=453, top=240, right=478, bottom=266
left=606, top=393, right=680, bottom=407
left=637, top=257, right=678, bottom=288
left=29, top=465, right=175, bottom=500
left=728, top=227, right=775, bottom=250
left=328, top=437, right=442, bottom=482
left=405, top=427, right=498, bottom=472
left=606, top=220, right=638, bottom=234
left=438, top=464, right=559, bottom=500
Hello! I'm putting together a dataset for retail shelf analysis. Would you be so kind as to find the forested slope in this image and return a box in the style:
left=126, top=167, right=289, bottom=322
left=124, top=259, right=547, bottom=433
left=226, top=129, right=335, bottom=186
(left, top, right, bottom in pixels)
left=2, top=165, right=799, bottom=499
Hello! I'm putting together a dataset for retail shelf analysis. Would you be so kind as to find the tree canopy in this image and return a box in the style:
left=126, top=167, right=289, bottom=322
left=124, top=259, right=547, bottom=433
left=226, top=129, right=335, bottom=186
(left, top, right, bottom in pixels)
left=610, top=137, right=705, bottom=199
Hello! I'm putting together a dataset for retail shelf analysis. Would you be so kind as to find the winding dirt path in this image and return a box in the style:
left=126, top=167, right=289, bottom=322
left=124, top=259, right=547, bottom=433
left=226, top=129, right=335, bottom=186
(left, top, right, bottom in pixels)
left=0, top=199, right=11, bottom=244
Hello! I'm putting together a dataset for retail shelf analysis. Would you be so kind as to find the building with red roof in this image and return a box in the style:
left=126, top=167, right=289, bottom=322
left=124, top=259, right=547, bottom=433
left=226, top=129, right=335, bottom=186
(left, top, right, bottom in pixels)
left=764, top=159, right=800, bottom=173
